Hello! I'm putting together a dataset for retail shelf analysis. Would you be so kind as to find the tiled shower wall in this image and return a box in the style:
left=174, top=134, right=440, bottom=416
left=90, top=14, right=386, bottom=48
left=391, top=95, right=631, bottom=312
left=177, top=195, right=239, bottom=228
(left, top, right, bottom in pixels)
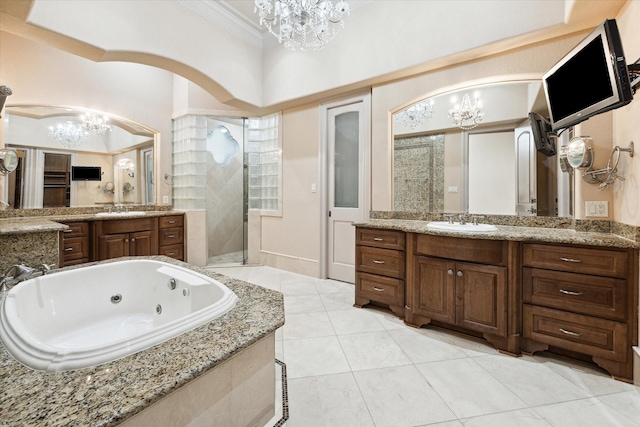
left=393, top=133, right=445, bottom=212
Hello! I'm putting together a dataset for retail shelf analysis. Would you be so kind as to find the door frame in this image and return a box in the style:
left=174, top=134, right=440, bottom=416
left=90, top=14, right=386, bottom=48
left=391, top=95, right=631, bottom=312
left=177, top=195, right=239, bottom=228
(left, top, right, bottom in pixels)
left=319, top=93, right=371, bottom=280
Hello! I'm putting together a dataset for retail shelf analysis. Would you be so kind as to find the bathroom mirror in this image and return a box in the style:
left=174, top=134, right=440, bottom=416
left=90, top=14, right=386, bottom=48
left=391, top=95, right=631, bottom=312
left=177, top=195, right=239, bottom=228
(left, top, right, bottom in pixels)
left=2, top=105, right=156, bottom=209
left=392, top=80, right=572, bottom=217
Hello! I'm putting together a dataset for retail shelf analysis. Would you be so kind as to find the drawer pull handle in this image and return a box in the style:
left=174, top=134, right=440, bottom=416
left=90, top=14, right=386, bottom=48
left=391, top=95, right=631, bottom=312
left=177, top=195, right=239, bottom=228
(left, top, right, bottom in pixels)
left=559, top=328, right=581, bottom=337
left=373, top=287, right=385, bottom=292
left=168, top=221, right=176, bottom=224
left=63, top=229, right=73, bottom=233
left=447, top=269, right=454, bottom=275
left=167, top=234, right=176, bottom=238
left=372, top=260, right=385, bottom=264
left=168, top=252, right=176, bottom=256
left=373, top=237, right=384, bottom=241
left=559, top=289, right=583, bottom=296
left=65, top=247, right=73, bottom=252
left=560, top=257, right=583, bottom=263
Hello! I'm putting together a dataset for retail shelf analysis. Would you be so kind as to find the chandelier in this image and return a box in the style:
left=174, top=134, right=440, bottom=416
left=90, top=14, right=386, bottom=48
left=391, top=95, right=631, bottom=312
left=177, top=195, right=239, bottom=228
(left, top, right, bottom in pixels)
left=80, top=112, right=111, bottom=135
left=48, top=122, right=87, bottom=149
left=395, top=100, right=434, bottom=130
left=448, top=93, right=484, bottom=130
left=254, top=0, right=350, bottom=51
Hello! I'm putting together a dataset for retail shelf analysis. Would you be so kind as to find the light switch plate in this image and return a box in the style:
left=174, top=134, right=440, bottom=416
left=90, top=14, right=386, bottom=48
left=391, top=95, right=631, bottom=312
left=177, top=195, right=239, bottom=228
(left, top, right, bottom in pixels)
left=448, top=186, right=458, bottom=193
left=585, top=201, right=608, bottom=217
left=163, top=196, right=169, bottom=204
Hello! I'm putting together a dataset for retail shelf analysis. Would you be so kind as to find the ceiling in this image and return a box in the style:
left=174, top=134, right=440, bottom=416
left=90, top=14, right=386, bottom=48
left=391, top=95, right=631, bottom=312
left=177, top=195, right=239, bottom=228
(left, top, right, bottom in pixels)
left=179, top=0, right=370, bottom=51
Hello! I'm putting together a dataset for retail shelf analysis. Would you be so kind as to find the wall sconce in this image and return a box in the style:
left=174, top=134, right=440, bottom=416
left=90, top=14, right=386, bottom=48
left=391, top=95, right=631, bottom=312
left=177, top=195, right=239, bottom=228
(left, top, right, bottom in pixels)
left=116, top=158, right=135, bottom=177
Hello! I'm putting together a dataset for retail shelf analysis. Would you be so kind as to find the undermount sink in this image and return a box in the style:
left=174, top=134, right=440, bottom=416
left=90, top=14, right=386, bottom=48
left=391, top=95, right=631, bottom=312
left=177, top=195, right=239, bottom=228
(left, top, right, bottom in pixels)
left=95, top=211, right=147, bottom=217
left=426, top=221, right=498, bottom=232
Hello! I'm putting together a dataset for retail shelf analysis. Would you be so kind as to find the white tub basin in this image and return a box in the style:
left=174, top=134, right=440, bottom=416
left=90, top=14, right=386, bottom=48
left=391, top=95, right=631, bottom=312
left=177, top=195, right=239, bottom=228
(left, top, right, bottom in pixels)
left=0, top=259, right=238, bottom=372
left=426, top=221, right=498, bottom=232
left=95, top=211, right=147, bottom=217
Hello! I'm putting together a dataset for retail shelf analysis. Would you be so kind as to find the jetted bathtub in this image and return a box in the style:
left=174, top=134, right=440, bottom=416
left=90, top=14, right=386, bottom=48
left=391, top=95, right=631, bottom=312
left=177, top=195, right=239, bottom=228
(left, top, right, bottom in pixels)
left=0, top=259, right=238, bottom=372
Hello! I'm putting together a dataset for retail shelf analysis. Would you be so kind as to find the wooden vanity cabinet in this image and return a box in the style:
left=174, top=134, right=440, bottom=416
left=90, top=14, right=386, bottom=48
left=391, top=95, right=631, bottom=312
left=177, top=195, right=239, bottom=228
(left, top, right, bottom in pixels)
left=93, top=217, right=158, bottom=261
left=158, top=215, right=185, bottom=260
left=521, top=243, right=638, bottom=382
left=354, top=227, right=406, bottom=318
left=59, top=221, right=90, bottom=266
left=406, top=234, right=519, bottom=355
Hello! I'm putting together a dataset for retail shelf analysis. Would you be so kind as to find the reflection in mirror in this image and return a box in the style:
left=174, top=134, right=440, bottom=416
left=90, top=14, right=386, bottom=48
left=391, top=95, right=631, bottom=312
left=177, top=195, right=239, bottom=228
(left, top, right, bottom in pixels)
left=2, top=106, right=155, bottom=209
left=393, top=81, right=573, bottom=217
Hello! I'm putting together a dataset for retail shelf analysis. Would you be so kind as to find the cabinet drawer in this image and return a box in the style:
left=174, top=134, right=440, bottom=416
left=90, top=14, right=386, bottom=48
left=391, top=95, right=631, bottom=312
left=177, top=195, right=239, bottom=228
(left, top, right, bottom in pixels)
left=356, top=246, right=405, bottom=279
left=523, top=305, right=627, bottom=362
left=523, top=268, right=626, bottom=321
left=357, top=228, right=405, bottom=250
left=356, top=272, right=403, bottom=305
left=62, top=222, right=89, bottom=238
left=159, top=227, right=184, bottom=246
left=415, top=234, right=506, bottom=265
left=159, top=215, right=184, bottom=229
left=523, top=244, right=628, bottom=278
left=63, top=238, right=89, bottom=261
left=159, top=244, right=184, bottom=260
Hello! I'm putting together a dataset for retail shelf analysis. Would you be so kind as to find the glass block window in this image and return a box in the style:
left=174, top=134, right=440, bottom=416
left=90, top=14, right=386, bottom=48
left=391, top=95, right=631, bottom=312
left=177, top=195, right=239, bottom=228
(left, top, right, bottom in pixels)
left=172, top=115, right=207, bottom=210
left=247, top=114, right=281, bottom=213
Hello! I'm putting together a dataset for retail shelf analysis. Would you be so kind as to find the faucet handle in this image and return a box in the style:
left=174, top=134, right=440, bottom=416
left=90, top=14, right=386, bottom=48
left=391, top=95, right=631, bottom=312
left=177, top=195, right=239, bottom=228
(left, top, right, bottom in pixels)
left=472, top=215, right=485, bottom=226
left=442, top=213, right=455, bottom=224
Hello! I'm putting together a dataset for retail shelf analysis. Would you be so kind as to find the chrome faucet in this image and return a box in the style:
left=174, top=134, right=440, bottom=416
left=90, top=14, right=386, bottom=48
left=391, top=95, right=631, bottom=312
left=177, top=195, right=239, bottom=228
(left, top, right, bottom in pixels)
left=0, top=263, right=50, bottom=295
left=458, top=213, right=469, bottom=225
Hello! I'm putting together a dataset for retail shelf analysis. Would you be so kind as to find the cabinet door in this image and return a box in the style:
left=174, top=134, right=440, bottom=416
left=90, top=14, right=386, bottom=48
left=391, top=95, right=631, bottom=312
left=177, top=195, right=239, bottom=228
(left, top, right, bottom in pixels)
left=98, top=233, right=129, bottom=260
left=455, top=262, right=507, bottom=336
left=413, top=256, right=456, bottom=324
left=131, top=230, right=156, bottom=256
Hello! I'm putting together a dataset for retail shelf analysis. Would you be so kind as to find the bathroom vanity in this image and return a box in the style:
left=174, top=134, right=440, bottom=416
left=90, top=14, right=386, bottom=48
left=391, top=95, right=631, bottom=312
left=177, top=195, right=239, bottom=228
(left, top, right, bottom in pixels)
left=354, top=220, right=639, bottom=382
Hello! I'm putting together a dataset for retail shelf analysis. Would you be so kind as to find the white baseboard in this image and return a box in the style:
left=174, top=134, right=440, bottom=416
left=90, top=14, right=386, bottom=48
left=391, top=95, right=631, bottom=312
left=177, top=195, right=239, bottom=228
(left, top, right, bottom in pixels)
left=259, top=250, right=321, bottom=278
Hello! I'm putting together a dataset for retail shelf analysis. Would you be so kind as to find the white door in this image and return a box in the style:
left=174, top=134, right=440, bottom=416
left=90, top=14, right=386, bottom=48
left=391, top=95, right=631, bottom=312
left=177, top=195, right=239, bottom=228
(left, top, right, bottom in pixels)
left=327, top=100, right=368, bottom=283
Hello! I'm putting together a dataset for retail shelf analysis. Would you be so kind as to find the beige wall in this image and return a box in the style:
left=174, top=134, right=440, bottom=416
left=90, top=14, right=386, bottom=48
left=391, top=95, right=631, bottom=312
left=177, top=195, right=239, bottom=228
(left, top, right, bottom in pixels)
left=259, top=104, right=322, bottom=276
left=613, top=0, right=640, bottom=227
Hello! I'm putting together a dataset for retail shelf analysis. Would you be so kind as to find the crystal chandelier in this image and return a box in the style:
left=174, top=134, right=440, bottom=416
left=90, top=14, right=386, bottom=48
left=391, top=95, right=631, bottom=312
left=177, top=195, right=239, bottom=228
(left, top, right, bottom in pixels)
left=448, top=93, right=484, bottom=130
left=80, top=112, right=111, bottom=135
left=48, top=121, right=87, bottom=149
left=395, top=99, right=434, bottom=130
left=254, top=0, right=350, bottom=51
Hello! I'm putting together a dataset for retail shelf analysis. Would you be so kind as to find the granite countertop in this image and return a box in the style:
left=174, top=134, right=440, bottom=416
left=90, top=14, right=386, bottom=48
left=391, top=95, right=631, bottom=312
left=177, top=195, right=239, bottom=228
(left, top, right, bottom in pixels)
left=355, top=219, right=639, bottom=249
left=0, top=211, right=183, bottom=235
left=0, top=256, right=285, bottom=427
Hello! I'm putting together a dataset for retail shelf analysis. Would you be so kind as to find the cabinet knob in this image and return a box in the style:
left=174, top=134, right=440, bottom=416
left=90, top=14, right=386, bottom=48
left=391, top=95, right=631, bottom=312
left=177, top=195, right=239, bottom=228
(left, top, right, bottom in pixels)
left=457, top=270, right=463, bottom=277
left=447, top=269, right=454, bottom=275
left=131, top=238, right=136, bottom=242
left=125, top=238, right=129, bottom=243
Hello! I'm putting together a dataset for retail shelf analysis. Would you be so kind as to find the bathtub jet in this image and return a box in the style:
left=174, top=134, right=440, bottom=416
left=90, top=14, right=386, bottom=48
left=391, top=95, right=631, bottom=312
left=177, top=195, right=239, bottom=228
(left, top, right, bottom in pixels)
left=0, top=259, right=238, bottom=372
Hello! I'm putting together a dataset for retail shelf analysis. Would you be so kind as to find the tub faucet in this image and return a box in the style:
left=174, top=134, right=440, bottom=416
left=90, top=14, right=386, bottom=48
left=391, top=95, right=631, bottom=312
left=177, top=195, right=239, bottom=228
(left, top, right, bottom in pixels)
left=0, top=264, right=50, bottom=295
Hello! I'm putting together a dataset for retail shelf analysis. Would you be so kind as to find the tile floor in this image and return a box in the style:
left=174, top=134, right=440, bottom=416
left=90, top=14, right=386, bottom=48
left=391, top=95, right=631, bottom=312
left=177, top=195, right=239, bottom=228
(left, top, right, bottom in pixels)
left=208, top=265, right=640, bottom=427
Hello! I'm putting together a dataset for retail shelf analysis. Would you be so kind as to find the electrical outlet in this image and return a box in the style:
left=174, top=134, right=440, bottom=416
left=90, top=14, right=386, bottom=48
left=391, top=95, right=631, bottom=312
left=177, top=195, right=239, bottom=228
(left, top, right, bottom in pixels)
left=448, top=186, right=458, bottom=193
left=311, top=183, right=317, bottom=193
left=163, top=196, right=169, bottom=204
left=585, top=201, right=608, bottom=217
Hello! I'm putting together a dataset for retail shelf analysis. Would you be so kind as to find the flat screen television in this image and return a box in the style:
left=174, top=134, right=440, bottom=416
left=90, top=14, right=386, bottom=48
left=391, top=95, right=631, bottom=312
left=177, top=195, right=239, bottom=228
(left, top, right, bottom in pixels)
left=528, top=112, right=556, bottom=157
left=543, top=19, right=633, bottom=131
left=71, top=166, right=102, bottom=181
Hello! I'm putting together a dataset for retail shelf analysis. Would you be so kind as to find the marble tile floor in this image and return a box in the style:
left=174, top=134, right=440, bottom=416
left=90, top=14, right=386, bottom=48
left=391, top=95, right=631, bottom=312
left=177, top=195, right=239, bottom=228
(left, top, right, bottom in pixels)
left=207, top=265, right=640, bottom=427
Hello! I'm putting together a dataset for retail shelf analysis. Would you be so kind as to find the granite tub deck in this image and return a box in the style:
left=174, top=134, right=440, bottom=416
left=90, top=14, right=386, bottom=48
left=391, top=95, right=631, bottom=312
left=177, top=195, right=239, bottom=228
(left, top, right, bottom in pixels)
left=354, top=219, right=640, bottom=249
left=0, top=256, right=285, bottom=427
